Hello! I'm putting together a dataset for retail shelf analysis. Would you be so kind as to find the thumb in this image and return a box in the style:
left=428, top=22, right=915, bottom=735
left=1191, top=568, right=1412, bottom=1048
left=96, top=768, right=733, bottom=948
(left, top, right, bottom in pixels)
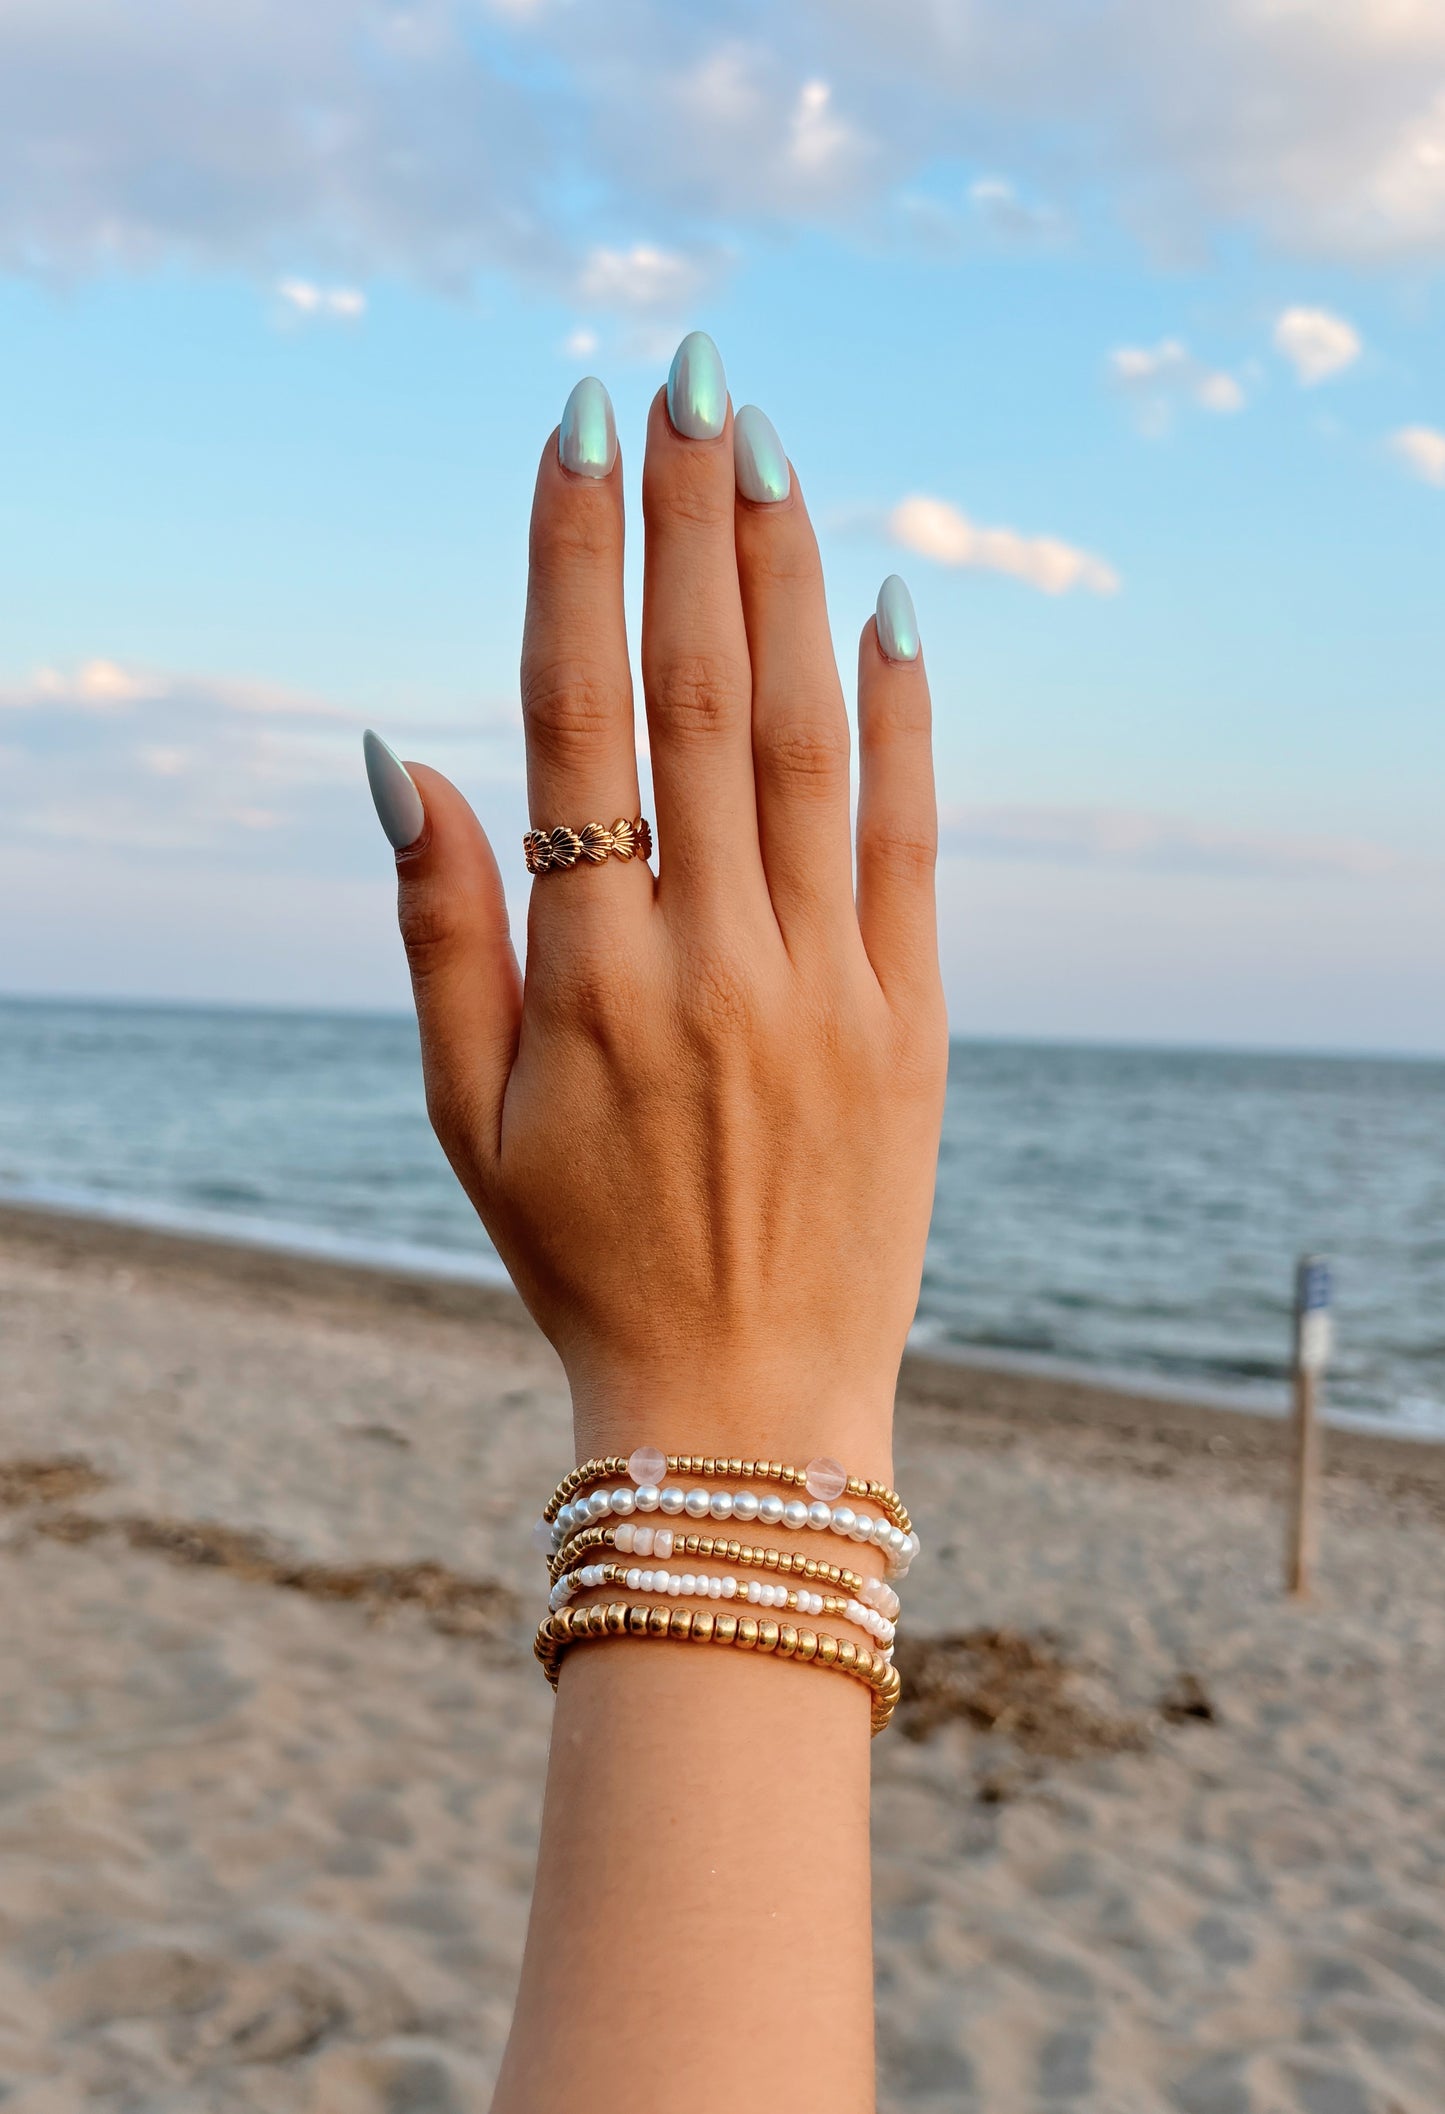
left=363, top=732, right=522, bottom=1181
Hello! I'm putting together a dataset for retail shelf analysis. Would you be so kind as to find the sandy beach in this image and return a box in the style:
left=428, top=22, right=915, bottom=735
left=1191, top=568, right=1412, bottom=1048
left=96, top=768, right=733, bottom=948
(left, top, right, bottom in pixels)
left=2, top=1202, right=1443, bottom=2113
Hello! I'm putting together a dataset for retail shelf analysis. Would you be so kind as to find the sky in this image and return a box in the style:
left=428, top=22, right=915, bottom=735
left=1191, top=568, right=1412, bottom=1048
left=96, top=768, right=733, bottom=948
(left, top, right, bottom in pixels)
left=1, top=1, right=1442, bottom=1052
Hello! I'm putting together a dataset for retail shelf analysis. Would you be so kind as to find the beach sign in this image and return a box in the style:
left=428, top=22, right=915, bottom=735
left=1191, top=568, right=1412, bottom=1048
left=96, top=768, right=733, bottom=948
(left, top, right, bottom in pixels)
left=1294, top=1256, right=1333, bottom=1376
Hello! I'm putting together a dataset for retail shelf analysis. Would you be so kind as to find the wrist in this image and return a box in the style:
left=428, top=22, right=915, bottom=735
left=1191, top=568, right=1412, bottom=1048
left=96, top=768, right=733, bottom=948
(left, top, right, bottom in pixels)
left=562, top=1348, right=898, bottom=1488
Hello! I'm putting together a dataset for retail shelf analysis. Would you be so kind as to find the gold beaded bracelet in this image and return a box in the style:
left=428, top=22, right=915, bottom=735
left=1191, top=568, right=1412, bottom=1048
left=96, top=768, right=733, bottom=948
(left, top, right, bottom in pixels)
left=534, top=1600, right=902, bottom=1736
left=549, top=1523, right=869, bottom=1596
left=545, top=1452, right=912, bottom=1535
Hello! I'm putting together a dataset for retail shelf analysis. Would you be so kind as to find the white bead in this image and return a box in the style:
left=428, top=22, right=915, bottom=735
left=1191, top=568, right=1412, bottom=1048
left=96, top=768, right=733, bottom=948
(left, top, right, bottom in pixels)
left=807, top=1501, right=832, bottom=1531
left=611, top=1487, right=636, bottom=1516
left=732, top=1491, right=759, bottom=1523
left=659, top=1487, right=686, bottom=1515
left=626, top=1568, right=642, bottom=1591
left=831, top=1505, right=856, bottom=1538
left=722, top=1577, right=737, bottom=1598
left=634, top=1484, right=661, bottom=1513
left=589, top=1490, right=612, bottom=1520
left=614, top=1521, right=635, bottom=1553
left=851, top=1512, right=873, bottom=1543
left=655, top=1528, right=674, bottom=1557
left=783, top=1500, right=809, bottom=1531
left=758, top=1495, right=786, bottom=1526
left=906, top=1530, right=921, bottom=1561
left=708, top=1576, right=723, bottom=1598
left=869, top=1517, right=890, bottom=1545
left=746, top=1580, right=761, bottom=1603
left=887, top=1526, right=906, bottom=1556
left=683, top=1488, right=711, bottom=1519
left=667, top=1575, right=681, bottom=1596
left=708, top=1492, right=733, bottom=1520
left=556, top=1504, right=573, bottom=1535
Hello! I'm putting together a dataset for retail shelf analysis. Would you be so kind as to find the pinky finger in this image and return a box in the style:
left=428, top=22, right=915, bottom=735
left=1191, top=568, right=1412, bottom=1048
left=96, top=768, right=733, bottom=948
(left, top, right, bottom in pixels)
left=854, top=577, right=939, bottom=1003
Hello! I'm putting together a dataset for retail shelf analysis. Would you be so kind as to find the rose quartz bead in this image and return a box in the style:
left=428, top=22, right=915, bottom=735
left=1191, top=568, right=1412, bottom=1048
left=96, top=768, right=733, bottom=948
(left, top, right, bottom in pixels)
left=805, top=1456, right=848, bottom=1502
left=628, top=1446, right=668, bottom=1486
left=531, top=1516, right=556, bottom=1554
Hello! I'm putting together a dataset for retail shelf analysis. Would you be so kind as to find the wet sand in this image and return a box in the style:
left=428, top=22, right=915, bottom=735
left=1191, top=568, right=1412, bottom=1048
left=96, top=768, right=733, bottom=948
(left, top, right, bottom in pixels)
left=2, top=1203, right=1442, bottom=2111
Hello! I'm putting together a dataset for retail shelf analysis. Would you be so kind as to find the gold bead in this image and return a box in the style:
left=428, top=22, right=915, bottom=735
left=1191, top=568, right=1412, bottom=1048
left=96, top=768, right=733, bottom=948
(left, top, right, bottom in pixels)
left=795, top=1630, right=819, bottom=1663
left=757, top=1621, right=779, bottom=1655
left=736, top=1617, right=759, bottom=1650
left=715, top=1614, right=738, bottom=1645
left=627, top=1603, right=649, bottom=1635
left=817, top=1635, right=839, bottom=1667
left=669, top=1608, right=691, bottom=1639
left=777, top=1624, right=798, bottom=1659
left=647, top=1606, right=670, bottom=1638
left=693, top=1611, right=715, bottom=1643
left=605, top=1603, right=628, bottom=1635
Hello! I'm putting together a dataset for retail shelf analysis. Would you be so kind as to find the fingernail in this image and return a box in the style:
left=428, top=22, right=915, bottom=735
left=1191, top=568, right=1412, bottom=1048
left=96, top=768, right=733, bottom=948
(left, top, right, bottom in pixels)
left=875, top=575, right=920, bottom=663
left=558, top=375, right=617, bottom=479
left=734, top=404, right=791, bottom=504
left=363, top=730, right=425, bottom=850
left=666, top=330, right=727, bottom=440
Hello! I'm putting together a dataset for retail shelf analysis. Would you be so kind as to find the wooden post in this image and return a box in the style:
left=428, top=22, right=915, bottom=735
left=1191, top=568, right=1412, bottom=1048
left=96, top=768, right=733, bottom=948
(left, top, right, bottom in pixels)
left=1285, top=1255, right=1331, bottom=1599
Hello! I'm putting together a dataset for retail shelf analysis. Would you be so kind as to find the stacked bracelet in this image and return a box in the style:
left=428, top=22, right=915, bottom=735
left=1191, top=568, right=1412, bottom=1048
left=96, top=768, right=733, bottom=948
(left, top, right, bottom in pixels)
left=535, top=1601, right=903, bottom=1736
left=530, top=1445, right=917, bottom=1735
left=551, top=1561, right=897, bottom=1647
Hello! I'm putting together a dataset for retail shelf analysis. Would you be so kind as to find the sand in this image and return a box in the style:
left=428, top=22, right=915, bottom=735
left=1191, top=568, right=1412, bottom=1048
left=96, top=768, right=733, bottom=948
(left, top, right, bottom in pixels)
left=1, top=1202, right=1442, bottom=2112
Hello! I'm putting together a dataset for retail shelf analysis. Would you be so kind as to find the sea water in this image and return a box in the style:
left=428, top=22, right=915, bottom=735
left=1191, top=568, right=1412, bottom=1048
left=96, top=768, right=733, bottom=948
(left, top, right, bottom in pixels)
left=1, top=998, right=1441, bottom=1435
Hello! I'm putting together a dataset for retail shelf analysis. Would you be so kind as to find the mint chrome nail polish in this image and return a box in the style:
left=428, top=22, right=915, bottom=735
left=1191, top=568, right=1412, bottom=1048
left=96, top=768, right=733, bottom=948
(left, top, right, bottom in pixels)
left=666, top=330, right=727, bottom=440
left=363, top=730, right=425, bottom=850
left=733, top=404, right=790, bottom=504
left=558, top=375, right=617, bottom=478
left=875, top=575, right=920, bottom=663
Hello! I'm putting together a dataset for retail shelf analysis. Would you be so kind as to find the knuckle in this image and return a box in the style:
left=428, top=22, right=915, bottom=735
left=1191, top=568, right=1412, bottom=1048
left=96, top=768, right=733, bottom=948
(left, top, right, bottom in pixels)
left=859, top=821, right=938, bottom=883
left=521, top=659, right=626, bottom=768
left=541, top=952, right=645, bottom=1053
left=645, top=447, right=731, bottom=532
left=862, top=685, right=933, bottom=743
left=648, top=649, right=746, bottom=740
left=756, top=717, right=851, bottom=798
left=397, top=878, right=469, bottom=980
left=532, top=498, right=617, bottom=571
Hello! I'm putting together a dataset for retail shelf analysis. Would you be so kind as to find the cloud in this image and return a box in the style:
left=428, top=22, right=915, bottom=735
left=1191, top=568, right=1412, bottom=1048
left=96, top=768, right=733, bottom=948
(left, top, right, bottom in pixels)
left=3, top=2, right=1444, bottom=309
left=576, top=242, right=707, bottom=313
left=1273, top=306, right=1362, bottom=384
left=0, top=659, right=516, bottom=860
left=1390, top=424, right=1445, bottom=487
left=1110, top=338, right=1245, bottom=430
left=938, top=805, right=1438, bottom=882
left=887, top=496, right=1120, bottom=598
left=967, top=176, right=1062, bottom=243
left=562, top=325, right=599, bottom=359
left=276, top=278, right=367, bottom=322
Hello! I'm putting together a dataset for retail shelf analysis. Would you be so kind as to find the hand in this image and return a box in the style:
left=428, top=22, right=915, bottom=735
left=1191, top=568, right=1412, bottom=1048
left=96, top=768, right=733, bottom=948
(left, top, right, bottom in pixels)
left=365, top=338, right=947, bottom=1477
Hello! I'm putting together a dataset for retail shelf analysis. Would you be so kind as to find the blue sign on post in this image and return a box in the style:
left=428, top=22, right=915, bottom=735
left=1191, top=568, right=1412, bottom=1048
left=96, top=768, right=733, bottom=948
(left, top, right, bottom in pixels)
left=1294, top=1255, right=1333, bottom=1375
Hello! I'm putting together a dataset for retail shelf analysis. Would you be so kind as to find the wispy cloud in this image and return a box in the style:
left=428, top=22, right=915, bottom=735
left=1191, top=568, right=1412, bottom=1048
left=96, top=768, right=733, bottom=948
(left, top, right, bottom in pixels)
left=276, top=278, right=367, bottom=322
left=1109, top=339, right=1245, bottom=432
left=1273, top=306, right=1362, bottom=385
left=1390, top=424, right=1445, bottom=488
left=938, top=805, right=1437, bottom=882
left=967, top=176, right=1063, bottom=244
left=886, top=496, right=1120, bottom=598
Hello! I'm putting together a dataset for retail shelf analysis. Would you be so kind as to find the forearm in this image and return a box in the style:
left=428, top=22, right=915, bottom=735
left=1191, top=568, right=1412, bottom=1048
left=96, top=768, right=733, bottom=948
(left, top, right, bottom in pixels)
left=493, top=1639, right=876, bottom=2113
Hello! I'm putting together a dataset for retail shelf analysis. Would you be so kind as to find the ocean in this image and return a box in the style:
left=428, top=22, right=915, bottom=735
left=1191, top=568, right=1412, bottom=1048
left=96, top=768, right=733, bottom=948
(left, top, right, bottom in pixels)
left=1, top=997, right=1442, bottom=1437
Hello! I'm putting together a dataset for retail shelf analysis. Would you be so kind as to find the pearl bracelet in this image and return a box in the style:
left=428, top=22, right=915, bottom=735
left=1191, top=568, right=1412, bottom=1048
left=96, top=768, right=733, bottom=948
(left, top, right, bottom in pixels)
left=537, top=1472, right=920, bottom=1577
left=551, top=1560, right=897, bottom=1647
left=544, top=1449, right=912, bottom=1535
left=534, top=1600, right=902, bottom=1736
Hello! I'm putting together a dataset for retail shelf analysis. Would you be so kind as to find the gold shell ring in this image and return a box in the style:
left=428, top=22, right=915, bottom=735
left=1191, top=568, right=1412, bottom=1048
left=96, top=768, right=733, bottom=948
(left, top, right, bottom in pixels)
left=524, top=818, right=652, bottom=875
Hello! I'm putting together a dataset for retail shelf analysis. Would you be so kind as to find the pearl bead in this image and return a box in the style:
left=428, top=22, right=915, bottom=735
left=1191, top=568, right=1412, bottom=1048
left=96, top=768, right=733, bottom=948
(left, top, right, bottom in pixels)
left=851, top=1512, right=874, bottom=1542
left=806, top=1501, right=832, bottom=1532
left=732, top=1491, right=759, bottom=1522
left=659, top=1488, right=685, bottom=1516
left=683, top=1488, right=711, bottom=1519
left=804, top=1456, right=848, bottom=1502
left=627, top=1445, right=667, bottom=1487
left=906, top=1530, right=921, bottom=1561
left=634, top=1484, right=661, bottom=1513
left=589, top=1491, right=611, bottom=1520
left=708, top=1492, right=733, bottom=1520
left=626, top=1568, right=641, bottom=1590
left=611, top=1487, right=636, bottom=1516
left=831, top=1505, right=856, bottom=1538
left=556, top=1504, right=574, bottom=1536
left=870, top=1517, right=891, bottom=1546
left=758, top=1494, right=786, bottom=1526
left=783, top=1500, right=809, bottom=1531
left=888, top=1526, right=906, bottom=1556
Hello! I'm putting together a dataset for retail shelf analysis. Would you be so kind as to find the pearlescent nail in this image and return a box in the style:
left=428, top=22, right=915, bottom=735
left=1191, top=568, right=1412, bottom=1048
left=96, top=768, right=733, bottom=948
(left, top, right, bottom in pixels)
left=666, top=330, right=727, bottom=440
left=733, top=404, right=790, bottom=504
left=363, top=730, right=425, bottom=850
left=558, top=375, right=617, bottom=479
left=875, top=574, right=920, bottom=663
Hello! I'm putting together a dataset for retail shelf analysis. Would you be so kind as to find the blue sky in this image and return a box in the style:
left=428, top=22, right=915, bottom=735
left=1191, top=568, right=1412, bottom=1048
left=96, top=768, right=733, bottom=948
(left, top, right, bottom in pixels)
left=2, top=2, right=1442, bottom=1051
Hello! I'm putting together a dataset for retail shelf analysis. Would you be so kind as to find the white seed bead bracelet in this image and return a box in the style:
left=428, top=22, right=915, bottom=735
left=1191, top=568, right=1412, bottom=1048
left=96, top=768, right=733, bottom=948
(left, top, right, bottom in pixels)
left=550, top=1560, right=897, bottom=1648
